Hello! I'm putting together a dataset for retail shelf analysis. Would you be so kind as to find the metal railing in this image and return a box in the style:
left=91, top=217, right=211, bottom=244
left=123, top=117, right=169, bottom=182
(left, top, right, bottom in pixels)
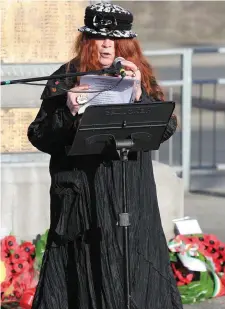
left=143, top=48, right=193, bottom=191
left=143, top=47, right=225, bottom=192
left=1, top=47, right=225, bottom=192
left=192, top=82, right=225, bottom=169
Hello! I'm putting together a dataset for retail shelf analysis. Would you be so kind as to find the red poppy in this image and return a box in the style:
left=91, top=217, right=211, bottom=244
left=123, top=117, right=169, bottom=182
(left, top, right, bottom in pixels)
left=204, top=235, right=220, bottom=249
left=24, top=271, right=35, bottom=287
left=28, top=256, right=35, bottom=268
left=12, top=275, right=27, bottom=292
left=11, top=279, right=24, bottom=299
left=171, top=263, right=193, bottom=286
left=1, top=238, right=8, bottom=253
left=0, top=244, right=11, bottom=262
left=214, top=261, right=223, bottom=273
left=20, top=242, right=35, bottom=256
left=197, top=244, right=207, bottom=254
left=221, top=260, right=225, bottom=272
left=2, top=236, right=19, bottom=253
left=208, top=249, right=220, bottom=259
left=20, top=287, right=36, bottom=309
left=13, top=260, right=30, bottom=274
left=218, top=245, right=225, bottom=253
left=14, top=288, right=23, bottom=299
left=221, top=273, right=225, bottom=286
left=12, top=277, right=26, bottom=298
left=11, top=248, right=29, bottom=265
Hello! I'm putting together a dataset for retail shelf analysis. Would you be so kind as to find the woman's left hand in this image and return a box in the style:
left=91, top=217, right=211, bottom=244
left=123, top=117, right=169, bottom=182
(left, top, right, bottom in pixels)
left=120, top=60, right=142, bottom=101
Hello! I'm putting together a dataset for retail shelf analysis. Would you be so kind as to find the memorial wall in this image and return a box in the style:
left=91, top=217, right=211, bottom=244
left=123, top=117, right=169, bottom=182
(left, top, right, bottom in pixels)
left=1, top=0, right=88, bottom=153
left=0, top=108, right=39, bottom=153
left=1, top=0, right=87, bottom=63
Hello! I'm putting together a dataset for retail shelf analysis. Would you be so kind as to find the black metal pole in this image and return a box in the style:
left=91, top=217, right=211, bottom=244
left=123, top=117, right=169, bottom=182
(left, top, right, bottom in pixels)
left=115, top=140, right=134, bottom=309
left=122, top=156, right=131, bottom=309
left=115, top=144, right=132, bottom=309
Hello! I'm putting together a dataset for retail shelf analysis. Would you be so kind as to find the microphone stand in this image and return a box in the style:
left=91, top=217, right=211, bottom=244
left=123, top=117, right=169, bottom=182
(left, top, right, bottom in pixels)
left=0, top=67, right=118, bottom=86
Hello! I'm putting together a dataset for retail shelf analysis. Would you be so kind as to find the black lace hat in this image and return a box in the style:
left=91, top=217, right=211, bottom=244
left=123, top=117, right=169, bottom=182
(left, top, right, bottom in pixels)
left=78, top=2, right=137, bottom=38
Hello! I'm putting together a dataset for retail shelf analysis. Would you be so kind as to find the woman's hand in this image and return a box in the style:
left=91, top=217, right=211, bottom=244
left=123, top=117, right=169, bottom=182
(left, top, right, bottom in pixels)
left=66, top=84, right=89, bottom=116
left=120, top=60, right=142, bottom=101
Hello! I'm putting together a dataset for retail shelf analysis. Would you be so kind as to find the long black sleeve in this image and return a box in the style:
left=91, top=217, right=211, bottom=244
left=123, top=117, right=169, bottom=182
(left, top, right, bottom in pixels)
left=160, top=114, right=177, bottom=143
left=27, top=62, right=80, bottom=155
left=139, top=90, right=178, bottom=143
left=27, top=95, right=78, bottom=155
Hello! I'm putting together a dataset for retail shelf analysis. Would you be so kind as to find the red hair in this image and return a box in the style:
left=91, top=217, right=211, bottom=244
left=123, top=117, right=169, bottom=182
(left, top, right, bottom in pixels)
left=68, top=33, right=164, bottom=100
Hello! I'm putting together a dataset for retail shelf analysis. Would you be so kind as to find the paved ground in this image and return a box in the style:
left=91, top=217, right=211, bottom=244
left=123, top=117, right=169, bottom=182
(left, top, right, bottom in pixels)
left=183, top=192, right=225, bottom=308
left=184, top=193, right=225, bottom=242
left=184, top=296, right=225, bottom=309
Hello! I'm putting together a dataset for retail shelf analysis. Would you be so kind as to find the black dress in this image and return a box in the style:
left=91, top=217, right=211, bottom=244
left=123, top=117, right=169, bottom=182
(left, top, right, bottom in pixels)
left=28, top=63, right=183, bottom=309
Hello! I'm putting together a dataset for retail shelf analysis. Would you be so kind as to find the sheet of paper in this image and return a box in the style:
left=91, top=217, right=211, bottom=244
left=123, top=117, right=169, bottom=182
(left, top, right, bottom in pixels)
left=78, top=75, right=137, bottom=114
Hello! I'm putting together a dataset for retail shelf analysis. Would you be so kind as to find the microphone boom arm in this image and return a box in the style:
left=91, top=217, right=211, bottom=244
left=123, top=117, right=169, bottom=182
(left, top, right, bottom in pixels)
left=1, top=67, right=118, bottom=86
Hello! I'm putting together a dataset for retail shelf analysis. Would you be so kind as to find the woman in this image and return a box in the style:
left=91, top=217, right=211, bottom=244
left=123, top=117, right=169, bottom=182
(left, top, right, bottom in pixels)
left=28, top=2, right=182, bottom=309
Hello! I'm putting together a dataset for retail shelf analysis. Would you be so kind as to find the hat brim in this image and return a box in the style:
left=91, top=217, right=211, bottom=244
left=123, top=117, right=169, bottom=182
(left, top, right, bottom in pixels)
left=78, top=26, right=137, bottom=39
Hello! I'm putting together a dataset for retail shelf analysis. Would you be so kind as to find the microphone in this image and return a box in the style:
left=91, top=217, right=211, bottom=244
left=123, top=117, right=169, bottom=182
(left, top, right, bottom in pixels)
left=113, top=57, right=126, bottom=77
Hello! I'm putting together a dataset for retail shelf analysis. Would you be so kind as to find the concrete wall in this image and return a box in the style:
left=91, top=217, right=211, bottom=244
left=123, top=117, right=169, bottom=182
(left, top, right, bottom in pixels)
left=113, top=1, right=225, bottom=48
left=1, top=160, right=183, bottom=241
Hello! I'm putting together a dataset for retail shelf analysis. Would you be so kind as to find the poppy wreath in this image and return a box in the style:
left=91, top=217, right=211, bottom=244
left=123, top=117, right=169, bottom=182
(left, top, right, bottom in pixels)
left=169, top=234, right=225, bottom=304
left=1, top=231, right=224, bottom=307
left=0, top=231, right=48, bottom=309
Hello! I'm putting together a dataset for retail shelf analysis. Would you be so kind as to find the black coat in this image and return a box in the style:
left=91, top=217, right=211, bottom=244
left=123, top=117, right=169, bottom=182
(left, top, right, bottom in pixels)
left=28, top=63, right=183, bottom=309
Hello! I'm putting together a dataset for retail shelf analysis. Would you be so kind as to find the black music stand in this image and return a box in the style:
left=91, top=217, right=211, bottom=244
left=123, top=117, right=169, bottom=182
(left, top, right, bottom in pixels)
left=67, top=102, right=175, bottom=309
